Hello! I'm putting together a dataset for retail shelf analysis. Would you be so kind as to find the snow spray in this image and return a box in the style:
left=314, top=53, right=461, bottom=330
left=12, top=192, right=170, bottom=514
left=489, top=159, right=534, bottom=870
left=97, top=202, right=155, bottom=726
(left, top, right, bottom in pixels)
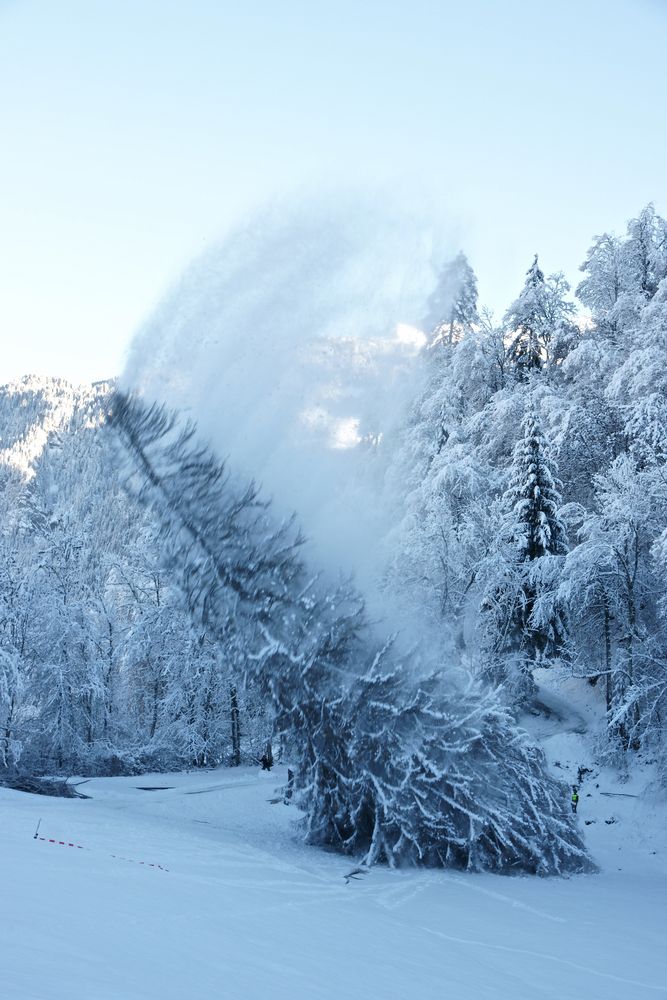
left=123, top=192, right=455, bottom=614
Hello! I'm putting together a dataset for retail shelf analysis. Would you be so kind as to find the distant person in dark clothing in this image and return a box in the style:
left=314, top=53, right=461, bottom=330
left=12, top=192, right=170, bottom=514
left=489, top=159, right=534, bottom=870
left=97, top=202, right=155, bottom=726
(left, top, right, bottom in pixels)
left=260, top=741, right=274, bottom=771
left=571, top=786, right=579, bottom=814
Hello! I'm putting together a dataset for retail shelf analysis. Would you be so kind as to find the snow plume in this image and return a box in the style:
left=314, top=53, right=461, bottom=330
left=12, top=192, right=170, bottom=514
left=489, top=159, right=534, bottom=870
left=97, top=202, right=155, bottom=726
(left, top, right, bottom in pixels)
left=124, top=193, right=453, bottom=608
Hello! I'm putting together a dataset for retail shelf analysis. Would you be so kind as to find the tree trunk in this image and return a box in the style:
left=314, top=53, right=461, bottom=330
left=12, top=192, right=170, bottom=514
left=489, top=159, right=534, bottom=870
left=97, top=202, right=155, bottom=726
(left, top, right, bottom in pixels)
left=230, top=685, right=241, bottom=767
left=603, top=602, right=613, bottom=721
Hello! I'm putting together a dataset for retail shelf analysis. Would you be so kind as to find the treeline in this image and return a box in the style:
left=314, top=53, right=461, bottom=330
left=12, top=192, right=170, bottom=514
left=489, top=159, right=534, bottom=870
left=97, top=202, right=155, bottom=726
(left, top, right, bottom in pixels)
left=0, top=380, right=270, bottom=775
left=388, top=203, right=667, bottom=775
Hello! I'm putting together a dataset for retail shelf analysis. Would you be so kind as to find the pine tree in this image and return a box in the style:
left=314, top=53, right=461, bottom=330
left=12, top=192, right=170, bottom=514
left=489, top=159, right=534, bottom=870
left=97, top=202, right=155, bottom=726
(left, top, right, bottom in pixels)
left=482, top=409, right=568, bottom=701
left=299, top=648, right=591, bottom=874
left=505, top=257, right=577, bottom=378
left=504, top=409, right=568, bottom=563
left=423, top=252, right=479, bottom=347
left=505, top=256, right=547, bottom=377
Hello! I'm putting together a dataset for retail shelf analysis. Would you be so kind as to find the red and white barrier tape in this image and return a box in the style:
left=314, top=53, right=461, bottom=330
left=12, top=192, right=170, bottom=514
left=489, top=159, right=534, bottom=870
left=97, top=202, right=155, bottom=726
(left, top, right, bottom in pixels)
left=35, top=834, right=169, bottom=872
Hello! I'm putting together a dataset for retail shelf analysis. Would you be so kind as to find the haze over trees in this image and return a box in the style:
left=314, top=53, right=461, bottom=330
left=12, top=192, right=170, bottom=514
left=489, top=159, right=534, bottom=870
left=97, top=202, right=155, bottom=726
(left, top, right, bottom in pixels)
left=1, top=203, right=666, bottom=872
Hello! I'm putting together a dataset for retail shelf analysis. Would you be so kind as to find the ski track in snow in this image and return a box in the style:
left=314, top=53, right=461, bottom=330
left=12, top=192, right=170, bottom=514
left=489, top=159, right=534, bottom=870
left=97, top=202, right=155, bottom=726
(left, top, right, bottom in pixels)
left=419, top=924, right=667, bottom=994
left=439, top=872, right=567, bottom=923
left=184, top=779, right=262, bottom=795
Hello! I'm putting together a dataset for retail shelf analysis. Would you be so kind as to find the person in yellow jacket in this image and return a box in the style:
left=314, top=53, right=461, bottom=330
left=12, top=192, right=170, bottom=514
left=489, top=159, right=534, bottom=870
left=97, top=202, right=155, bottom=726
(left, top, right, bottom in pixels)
left=571, top=786, right=579, bottom=814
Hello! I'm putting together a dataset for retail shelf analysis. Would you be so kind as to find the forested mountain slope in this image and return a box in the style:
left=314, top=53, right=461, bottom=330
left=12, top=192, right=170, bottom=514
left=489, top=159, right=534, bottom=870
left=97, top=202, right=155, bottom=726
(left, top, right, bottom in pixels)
left=0, top=376, right=109, bottom=498
left=2, top=203, right=666, bottom=875
left=386, top=204, right=667, bottom=781
left=0, top=377, right=272, bottom=778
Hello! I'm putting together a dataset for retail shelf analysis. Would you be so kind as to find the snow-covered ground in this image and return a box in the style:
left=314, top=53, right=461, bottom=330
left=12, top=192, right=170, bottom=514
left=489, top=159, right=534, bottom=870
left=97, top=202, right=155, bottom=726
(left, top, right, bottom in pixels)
left=2, top=752, right=667, bottom=1000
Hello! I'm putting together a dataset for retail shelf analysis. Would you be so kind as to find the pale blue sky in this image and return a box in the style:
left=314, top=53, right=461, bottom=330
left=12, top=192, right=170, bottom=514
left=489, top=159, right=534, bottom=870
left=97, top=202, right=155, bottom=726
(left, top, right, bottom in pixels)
left=1, top=0, right=666, bottom=383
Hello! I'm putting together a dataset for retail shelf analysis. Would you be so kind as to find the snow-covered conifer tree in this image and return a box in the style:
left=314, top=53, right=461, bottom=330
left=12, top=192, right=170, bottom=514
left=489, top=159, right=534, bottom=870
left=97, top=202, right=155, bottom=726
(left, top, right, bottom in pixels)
left=505, top=257, right=577, bottom=378
left=423, top=252, right=479, bottom=346
left=503, top=409, right=568, bottom=563
left=481, top=408, right=568, bottom=701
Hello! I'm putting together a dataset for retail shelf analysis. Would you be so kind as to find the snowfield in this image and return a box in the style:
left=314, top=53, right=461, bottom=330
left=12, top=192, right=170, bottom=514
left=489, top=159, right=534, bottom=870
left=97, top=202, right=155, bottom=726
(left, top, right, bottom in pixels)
left=2, top=761, right=666, bottom=1000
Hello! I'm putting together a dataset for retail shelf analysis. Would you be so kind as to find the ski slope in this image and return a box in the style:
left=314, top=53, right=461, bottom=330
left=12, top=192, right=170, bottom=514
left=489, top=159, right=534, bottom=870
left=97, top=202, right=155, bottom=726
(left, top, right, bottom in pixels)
left=2, top=764, right=666, bottom=1000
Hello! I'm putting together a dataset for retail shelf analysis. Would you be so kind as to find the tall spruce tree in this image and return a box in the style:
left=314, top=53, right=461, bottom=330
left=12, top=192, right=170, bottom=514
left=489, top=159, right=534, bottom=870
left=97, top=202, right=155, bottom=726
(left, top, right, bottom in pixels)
left=482, top=408, right=568, bottom=702
left=505, top=256, right=547, bottom=378
left=504, top=409, right=568, bottom=563
left=505, top=256, right=577, bottom=378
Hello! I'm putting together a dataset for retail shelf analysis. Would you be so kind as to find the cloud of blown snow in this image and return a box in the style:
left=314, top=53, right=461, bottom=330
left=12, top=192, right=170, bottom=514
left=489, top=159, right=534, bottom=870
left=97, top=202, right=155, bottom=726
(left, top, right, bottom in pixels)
left=123, top=191, right=455, bottom=609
